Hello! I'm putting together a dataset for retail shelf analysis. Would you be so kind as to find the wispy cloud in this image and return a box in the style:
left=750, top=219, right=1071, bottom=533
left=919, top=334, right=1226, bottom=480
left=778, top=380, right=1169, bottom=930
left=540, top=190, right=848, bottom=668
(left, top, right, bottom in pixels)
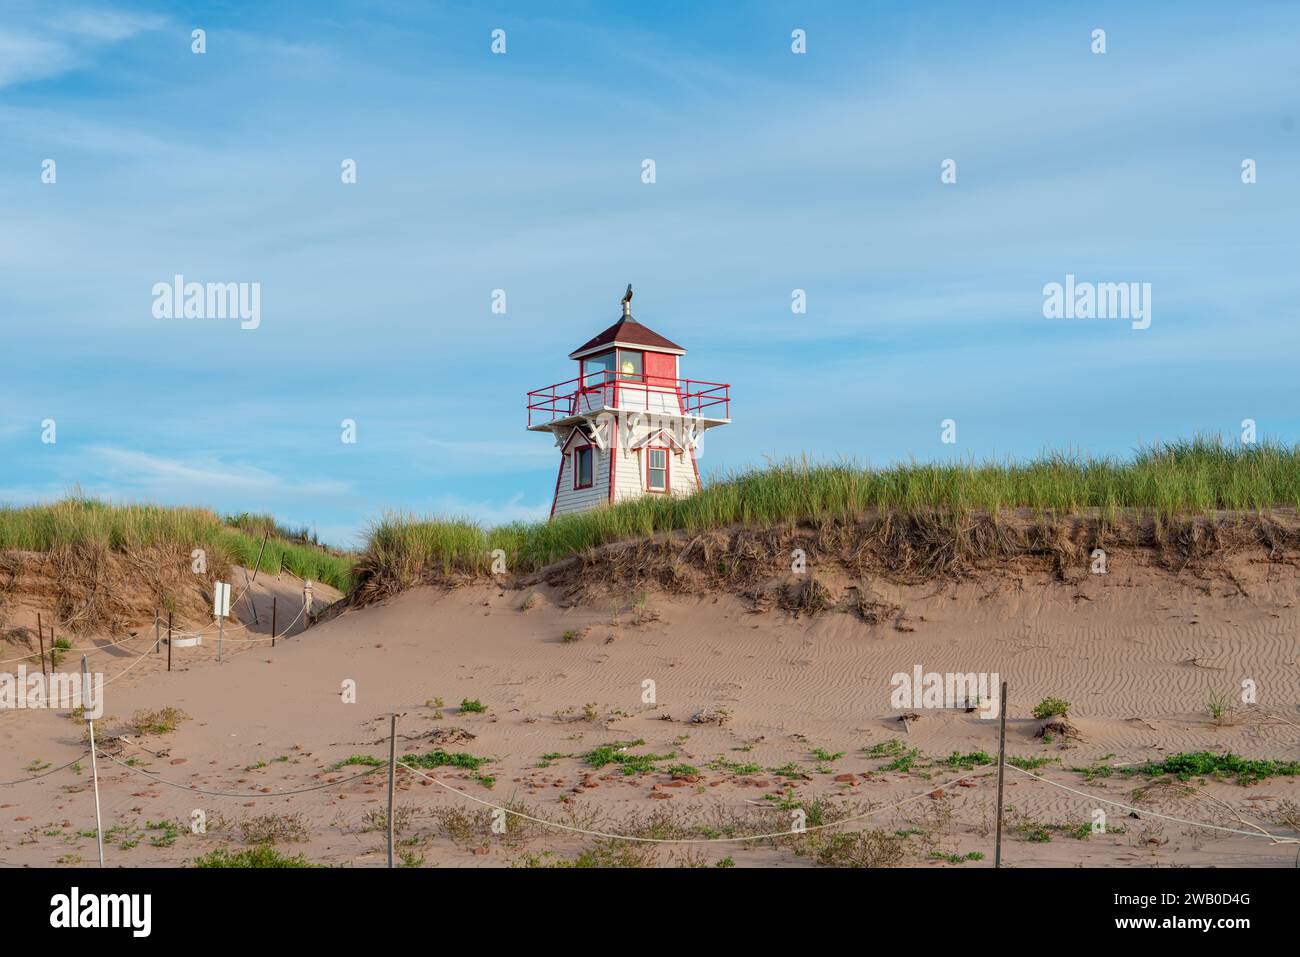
left=0, top=6, right=165, bottom=89
left=89, top=447, right=351, bottom=498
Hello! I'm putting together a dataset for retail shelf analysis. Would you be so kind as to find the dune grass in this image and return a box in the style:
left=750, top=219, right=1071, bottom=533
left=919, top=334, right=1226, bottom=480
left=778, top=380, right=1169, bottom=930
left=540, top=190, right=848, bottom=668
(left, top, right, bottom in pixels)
left=358, top=437, right=1300, bottom=586
left=0, top=497, right=354, bottom=591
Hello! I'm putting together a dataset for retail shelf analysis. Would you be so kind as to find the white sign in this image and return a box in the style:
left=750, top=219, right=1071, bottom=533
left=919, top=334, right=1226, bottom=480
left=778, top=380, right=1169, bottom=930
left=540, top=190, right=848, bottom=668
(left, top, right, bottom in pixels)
left=213, top=581, right=231, bottom=618
left=172, top=635, right=202, bottom=648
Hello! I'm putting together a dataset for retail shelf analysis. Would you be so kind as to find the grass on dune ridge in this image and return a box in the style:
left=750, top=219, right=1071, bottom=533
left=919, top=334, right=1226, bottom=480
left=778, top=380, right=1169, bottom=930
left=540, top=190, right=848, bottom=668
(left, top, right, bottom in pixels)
left=360, top=437, right=1300, bottom=585
left=0, top=497, right=354, bottom=591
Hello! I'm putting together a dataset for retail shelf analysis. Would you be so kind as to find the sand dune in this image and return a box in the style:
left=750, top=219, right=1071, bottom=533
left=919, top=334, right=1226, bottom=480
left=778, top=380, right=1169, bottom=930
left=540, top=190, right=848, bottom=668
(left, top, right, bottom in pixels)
left=1, top=557, right=1297, bottom=868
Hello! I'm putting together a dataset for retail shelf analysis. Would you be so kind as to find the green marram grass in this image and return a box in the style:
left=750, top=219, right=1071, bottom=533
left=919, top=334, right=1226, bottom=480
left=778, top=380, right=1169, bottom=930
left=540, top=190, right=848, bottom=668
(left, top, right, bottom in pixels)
left=359, top=437, right=1300, bottom=582
left=0, top=497, right=354, bottom=591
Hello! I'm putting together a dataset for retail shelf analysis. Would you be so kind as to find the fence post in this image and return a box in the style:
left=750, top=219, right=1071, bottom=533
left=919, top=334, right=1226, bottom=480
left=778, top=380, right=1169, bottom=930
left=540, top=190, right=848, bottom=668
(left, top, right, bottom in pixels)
left=242, top=567, right=259, bottom=625
left=994, top=680, right=1008, bottom=869
left=167, top=612, right=172, bottom=672
left=37, top=613, right=47, bottom=682
left=82, top=655, right=105, bottom=867
left=217, top=616, right=224, bottom=663
left=271, top=597, right=277, bottom=649
left=303, top=580, right=313, bottom=632
left=154, top=610, right=160, bottom=654
left=387, top=713, right=397, bottom=869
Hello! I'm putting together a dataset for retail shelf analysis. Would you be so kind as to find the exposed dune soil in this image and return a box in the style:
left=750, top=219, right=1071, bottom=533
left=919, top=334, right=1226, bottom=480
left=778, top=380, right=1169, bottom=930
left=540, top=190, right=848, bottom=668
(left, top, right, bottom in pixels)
left=1, top=543, right=1296, bottom=869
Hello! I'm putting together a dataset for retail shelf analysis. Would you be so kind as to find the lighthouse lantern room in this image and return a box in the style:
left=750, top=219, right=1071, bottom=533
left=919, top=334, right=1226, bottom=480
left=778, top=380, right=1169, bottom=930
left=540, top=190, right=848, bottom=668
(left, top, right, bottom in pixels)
left=527, top=287, right=732, bottom=518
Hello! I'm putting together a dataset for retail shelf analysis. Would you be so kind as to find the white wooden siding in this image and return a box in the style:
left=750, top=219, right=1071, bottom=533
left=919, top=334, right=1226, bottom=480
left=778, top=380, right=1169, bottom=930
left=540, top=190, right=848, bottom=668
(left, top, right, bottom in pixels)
left=552, top=441, right=611, bottom=515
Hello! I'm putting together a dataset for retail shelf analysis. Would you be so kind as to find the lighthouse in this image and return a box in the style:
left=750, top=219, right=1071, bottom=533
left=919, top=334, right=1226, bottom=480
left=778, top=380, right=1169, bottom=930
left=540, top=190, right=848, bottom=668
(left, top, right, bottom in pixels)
left=527, top=288, right=732, bottom=517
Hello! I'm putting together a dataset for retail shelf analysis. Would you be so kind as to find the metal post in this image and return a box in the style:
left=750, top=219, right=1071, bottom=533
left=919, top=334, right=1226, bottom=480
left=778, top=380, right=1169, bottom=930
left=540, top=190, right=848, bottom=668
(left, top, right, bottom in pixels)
left=271, top=597, right=277, bottom=649
left=166, top=612, right=172, bottom=672
left=994, top=680, right=1008, bottom=868
left=387, top=713, right=397, bottom=868
left=82, top=655, right=105, bottom=867
left=217, top=615, right=224, bottom=663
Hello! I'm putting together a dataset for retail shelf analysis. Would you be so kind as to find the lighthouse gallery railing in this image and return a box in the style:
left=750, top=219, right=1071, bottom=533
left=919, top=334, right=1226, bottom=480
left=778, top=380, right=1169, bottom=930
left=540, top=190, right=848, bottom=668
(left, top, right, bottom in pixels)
left=527, top=371, right=730, bottom=428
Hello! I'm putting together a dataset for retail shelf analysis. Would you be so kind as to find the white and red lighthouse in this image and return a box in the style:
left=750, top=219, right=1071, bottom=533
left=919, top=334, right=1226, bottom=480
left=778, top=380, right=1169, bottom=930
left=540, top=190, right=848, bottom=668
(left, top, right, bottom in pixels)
left=527, top=288, right=732, bottom=517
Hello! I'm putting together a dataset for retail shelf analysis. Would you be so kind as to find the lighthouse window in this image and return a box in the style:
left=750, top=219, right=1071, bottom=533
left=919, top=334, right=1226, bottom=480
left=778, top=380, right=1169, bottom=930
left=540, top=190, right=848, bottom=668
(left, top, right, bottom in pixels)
left=618, top=350, right=643, bottom=381
left=582, top=352, right=615, bottom=386
left=574, top=445, right=594, bottom=489
left=647, top=447, right=668, bottom=491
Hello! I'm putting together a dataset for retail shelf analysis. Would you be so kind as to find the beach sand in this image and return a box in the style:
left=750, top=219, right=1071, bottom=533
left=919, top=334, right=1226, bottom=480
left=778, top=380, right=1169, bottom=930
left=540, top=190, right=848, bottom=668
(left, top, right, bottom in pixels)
left=2, top=557, right=1297, bottom=868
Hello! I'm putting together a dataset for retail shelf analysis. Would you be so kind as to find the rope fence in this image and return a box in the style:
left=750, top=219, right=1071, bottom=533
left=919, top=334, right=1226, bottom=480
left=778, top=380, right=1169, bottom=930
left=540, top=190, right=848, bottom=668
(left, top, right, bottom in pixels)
left=2, top=647, right=1296, bottom=864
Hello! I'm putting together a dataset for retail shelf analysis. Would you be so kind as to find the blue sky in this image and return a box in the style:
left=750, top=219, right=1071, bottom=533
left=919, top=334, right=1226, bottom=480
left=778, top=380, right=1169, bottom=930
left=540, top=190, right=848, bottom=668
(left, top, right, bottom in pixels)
left=1, top=1, right=1297, bottom=547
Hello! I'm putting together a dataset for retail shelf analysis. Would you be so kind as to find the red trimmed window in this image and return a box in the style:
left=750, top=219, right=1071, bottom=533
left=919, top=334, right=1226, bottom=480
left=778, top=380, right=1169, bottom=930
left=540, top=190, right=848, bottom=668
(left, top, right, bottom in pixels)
left=574, top=445, right=594, bottom=489
left=646, top=447, right=668, bottom=492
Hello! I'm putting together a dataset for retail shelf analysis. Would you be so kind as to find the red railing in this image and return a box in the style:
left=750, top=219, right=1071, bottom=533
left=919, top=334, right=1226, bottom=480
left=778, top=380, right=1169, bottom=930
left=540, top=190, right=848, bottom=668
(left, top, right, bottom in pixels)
left=527, top=371, right=731, bottom=428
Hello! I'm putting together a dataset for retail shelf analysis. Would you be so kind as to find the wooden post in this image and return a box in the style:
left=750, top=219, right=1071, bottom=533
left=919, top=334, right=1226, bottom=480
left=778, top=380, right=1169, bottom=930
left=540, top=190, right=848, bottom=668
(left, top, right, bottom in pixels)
left=82, top=655, right=105, bottom=867
left=242, top=567, right=259, bottom=625
left=154, top=610, right=160, bottom=654
left=303, top=580, right=313, bottom=632
left=271, top=597, right=277, bottom=649
left=387, top=713, right=397, bottom=869
left=37, top=613, right=47, bottom=682
left=167, top=612, right=172, bottom=672
left=250, top=529, right=270, bottom=583
left=994, top=680, right=1008, bottom=869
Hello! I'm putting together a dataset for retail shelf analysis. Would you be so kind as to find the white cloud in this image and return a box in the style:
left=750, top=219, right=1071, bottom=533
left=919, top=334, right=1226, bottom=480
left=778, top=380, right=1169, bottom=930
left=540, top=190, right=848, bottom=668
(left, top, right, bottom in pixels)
left=0, top=7, right=166, bottom=89
left=48, top=9, right=166, bottom=42
left=0, top=31, right=73, bottom=87
left=89, top=446, right=351, bottom=498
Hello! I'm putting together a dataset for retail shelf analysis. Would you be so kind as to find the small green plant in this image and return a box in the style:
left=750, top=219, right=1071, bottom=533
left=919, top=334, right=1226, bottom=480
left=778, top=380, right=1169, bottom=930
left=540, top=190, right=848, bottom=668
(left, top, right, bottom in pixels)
left=399, top=749, right=491, bottom=771
left=193, top=846, right=318, bottom=868
left=1206, top=691, right=1232, bottom=726
left=460, top=698, right=487, bottom=714
left=943, top=750, right=993, bottom=770
left=49, top=637, right=72, bottom=667
left=708, top=756, right=763, bottom=775
left=147, top=820, right=179, bottom=847
left=1008, top=755, right=1060, bottom=770
left=584, top=739, right=674, bottom=775
left=768, top=762, right=806, bottom=779
left=1032, top=697, right=1070, bottom=719
left=330, top=754, right=385, bottom=770
left=930, top=850, right=984, bottom=863
left=811, top=748, right=845, bottom=762
left=1138, top=751, right=1300, bottom=786
left=128, top=706, right=188, bottom=736
left=863, top=738, right=906, bottom=757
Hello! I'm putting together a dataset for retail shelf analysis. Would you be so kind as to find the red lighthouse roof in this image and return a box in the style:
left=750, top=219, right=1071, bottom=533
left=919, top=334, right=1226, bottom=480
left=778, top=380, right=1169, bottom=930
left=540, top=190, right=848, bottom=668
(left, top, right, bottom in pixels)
left=569, top=316, right=686, bottom=359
